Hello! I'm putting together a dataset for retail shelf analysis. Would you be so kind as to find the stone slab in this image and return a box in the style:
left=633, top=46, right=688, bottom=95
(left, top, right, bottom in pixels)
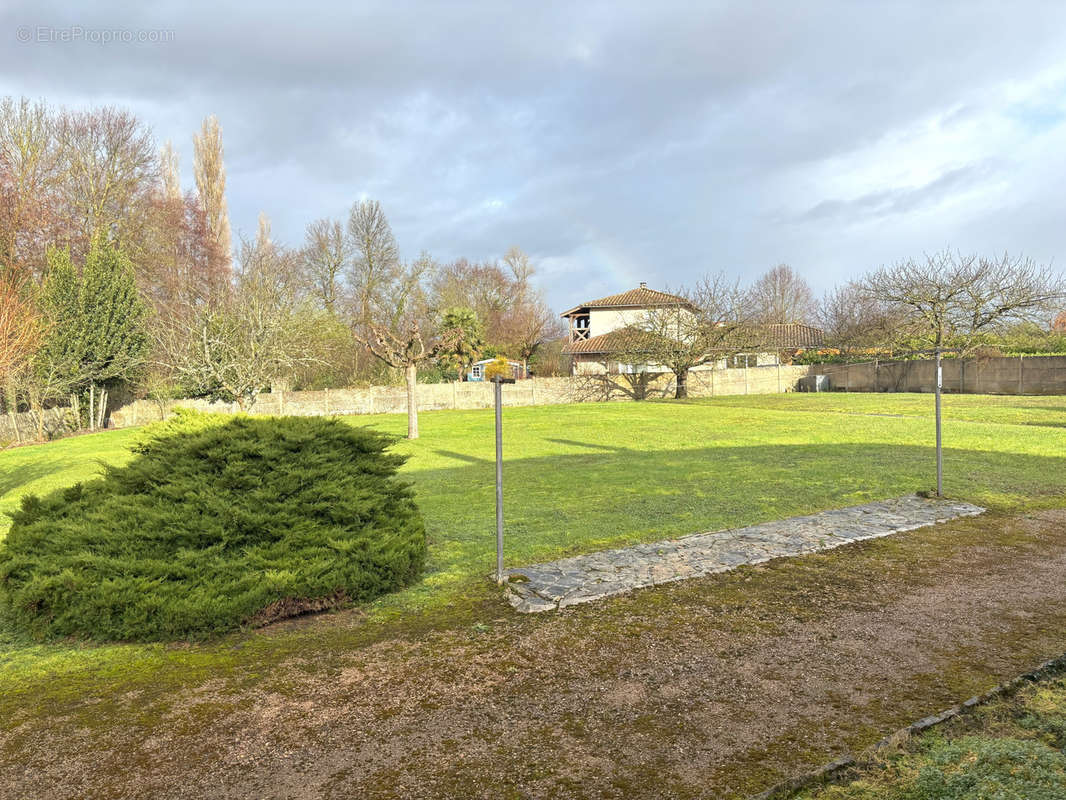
left=503, top=495, right=985, bottom=613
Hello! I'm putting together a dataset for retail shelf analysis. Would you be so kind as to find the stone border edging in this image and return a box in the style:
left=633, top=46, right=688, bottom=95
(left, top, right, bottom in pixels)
left=747, top=651, right=1066, bottom=800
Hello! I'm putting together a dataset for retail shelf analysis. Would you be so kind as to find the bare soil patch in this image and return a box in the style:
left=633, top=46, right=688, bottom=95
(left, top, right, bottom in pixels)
left=5, top=510, right=1066, bottom=799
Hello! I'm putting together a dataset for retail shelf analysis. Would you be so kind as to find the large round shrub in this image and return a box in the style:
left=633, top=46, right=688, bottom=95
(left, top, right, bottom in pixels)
left=0, top=412, right=426, bottom=642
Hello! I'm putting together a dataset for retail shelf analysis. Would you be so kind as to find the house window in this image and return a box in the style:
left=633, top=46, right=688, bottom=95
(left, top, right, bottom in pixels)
left=471, top=364, right=483, bottom=379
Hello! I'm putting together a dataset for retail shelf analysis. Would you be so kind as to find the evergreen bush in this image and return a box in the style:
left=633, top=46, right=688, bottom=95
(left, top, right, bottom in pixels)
left=0, top=413, right=426, bottom=641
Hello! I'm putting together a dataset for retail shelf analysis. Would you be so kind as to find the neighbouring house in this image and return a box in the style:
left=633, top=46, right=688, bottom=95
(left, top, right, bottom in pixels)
left=725, top=323, right=826, bottom=368
left=467, top=359, right=529, bottom=381
left=560, top=282, right=824, bottom=374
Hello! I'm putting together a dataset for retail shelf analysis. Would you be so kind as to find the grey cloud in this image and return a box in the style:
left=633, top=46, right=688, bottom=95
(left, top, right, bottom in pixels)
left=794, top=162, right=1004, bottom=225
left=1, top=0, right=1066, bottom=310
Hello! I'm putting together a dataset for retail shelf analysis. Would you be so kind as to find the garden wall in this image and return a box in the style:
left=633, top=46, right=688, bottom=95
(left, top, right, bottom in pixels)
left=108, top=364, right=813, bottom=428
left=806, top=355, right=1066, bottom=395
left=1, top=407, right=76, bottom=445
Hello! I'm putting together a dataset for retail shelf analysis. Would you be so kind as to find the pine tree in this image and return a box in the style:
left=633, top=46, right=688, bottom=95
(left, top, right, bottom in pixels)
left=36, top=237, right=150, bottom=428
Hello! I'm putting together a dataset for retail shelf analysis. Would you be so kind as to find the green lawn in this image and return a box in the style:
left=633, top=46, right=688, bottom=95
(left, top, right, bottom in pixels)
left=2, top=393, right=1066, bottom=708
left=793, top=670, right=1066, bottom=799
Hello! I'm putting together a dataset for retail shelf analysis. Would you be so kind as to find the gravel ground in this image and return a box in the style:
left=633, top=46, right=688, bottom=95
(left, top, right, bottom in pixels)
left=5, top=509, right=1066, bottom=799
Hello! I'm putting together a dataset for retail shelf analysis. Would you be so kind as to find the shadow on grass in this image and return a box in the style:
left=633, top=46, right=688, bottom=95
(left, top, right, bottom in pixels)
left=544, top=438, right=630, bottom=453
left=433, top=449, right=493, bottom=466
left=0, top=458, right=80, bottom=502
left=405, top=442, right=1066, bottom=581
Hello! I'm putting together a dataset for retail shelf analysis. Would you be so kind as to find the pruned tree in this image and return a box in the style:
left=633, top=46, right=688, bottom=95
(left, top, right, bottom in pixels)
left=751, top=263, right=814, bottom=324
left=193, top=115, right=232, bottom=269
left=861, top=252, right=1066, bottom=353
left=606, top=274, right=751, bottom=399
left=347, top=199, right=462, bottom=439
left=860, top=250, right=1066, bottom=495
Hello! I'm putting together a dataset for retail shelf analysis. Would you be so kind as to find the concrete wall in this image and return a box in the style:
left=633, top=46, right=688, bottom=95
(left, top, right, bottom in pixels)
left=572, top=352, right=782, bottom=375
left=31, top=356, right=1066, bottom=437
left=108, top=365, right=813, bottom=428
left=806, top=355, right=1066, bottom=395
left=110, top=378, right=578, bottom=428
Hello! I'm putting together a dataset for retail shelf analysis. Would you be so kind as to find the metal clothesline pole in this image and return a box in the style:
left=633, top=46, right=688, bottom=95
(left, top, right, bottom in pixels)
left=493, top=375, right=516, bottom=585
left=935, top=348, right=943, bottom=497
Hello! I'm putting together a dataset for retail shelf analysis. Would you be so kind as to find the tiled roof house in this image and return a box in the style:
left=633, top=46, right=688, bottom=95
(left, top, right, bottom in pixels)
left=560, top=283, right=824, bottom=373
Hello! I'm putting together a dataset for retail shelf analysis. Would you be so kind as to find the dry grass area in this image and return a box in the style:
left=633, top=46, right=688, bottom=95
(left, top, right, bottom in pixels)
left=5, top=508, right=1066, bottom=799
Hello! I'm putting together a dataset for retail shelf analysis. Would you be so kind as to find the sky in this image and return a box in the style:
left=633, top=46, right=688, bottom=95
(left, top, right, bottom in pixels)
left=2, top=1, right=1066, bottom=312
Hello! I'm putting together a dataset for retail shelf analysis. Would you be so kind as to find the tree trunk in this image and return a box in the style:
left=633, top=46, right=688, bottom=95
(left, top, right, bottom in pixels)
left=6, top=380, right=21, bottom=445
left=405, top=363, right=419, bottom=439
left=97, top=387, right=108, bottom=429
left=89, top=383, right=96, bottom=431
left=31, top=399, right=44, bottom=441
left=674, top=369, right=688, bottom=399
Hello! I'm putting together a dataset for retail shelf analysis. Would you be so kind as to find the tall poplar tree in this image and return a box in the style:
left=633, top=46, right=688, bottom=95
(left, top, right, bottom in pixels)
left=193, top=115, right=232, bottom=268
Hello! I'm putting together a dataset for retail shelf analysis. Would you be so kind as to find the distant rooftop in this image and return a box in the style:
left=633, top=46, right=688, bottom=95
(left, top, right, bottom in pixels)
left=561, top=284, right=690, bottom=317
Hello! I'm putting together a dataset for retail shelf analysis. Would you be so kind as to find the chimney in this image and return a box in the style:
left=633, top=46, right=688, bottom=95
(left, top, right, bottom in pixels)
left=639, top=281, right=647, bottom=289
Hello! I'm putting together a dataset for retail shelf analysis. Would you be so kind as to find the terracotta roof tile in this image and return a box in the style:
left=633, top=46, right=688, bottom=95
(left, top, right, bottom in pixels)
left=561, top=331, right=630, bottom=355
left=561, top=286, right=690, bottom=316
left=749, top=323, right=825, bottom=349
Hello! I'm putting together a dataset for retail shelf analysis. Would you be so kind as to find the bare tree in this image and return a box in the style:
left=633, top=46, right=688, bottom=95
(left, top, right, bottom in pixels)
left=347, top=199, right=460, bottom=439
left=193, top=115, right=232, bottom=269
left=159, top=140, right=181, bottom=203
left=861, top=252, right=1066, bottom=353
left=54, top=106, right=158, bottom=250
left=301, top=217, right=350, bottom=314
left=495, top=247, right=561, bottom=372
left=861, top=250, right=1066, bottom=495
left=0, top=97, right=61, bottom=275
left=0, top=273, right=39, bottom=382
left=607, top=274, right=751, bottom=399
left=750, top=263, right=814, bottom=324
left=816, top=281, right=899, bottom=357
left=156, top=221, right=320, bottom=410
left=502, top=245, right=533, bottom=287
left=431, top=258, right=511, bottom=334
left=0, top=273, right=43, bottom=441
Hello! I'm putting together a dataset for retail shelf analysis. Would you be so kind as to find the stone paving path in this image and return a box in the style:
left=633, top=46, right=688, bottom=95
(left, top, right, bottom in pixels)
left=504, top=495, right=985, bottom=613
